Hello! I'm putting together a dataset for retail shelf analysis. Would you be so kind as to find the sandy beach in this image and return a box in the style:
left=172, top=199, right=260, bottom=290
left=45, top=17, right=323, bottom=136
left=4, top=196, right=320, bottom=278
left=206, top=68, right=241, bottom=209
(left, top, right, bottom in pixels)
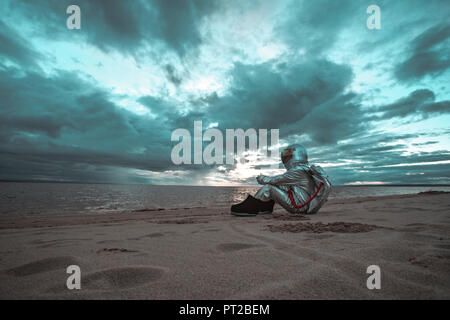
left=0, top=191, right=449, bottom=299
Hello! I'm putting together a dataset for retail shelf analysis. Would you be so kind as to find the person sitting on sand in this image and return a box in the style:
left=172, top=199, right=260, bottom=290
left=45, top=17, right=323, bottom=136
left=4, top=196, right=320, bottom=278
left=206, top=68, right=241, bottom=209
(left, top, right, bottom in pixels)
left=231, top=144, right=331, bottom=216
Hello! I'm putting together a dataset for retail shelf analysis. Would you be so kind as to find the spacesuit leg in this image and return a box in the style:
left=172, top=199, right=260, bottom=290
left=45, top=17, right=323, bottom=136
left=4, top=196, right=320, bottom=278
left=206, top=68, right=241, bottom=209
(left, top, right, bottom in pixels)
left=307, top=178, right=331, bottom=214
left=254, top=185, right=303, bottom=214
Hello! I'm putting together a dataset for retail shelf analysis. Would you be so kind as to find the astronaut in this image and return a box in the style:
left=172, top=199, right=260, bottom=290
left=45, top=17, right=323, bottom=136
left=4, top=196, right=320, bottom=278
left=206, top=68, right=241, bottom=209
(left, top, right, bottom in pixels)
left=231, top=144, right=331, bottom=216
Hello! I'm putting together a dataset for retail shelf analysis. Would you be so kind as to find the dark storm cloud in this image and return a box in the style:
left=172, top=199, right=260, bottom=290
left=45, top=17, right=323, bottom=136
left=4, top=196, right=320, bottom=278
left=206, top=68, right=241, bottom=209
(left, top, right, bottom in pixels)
left=137, top=95, right=170, bottom=113
left=0, top=68, right=133, bottom=139
left=356, top=144, right=406, bottom=155
left=315, top=144, right=450, bottom=185
left=288, top=93, right=365, bottom=144
left=138, top=95, right=206, bottom=130
left=327, top=161, right=450, bottom=185
left=0, top=68, right=176, bottom=182
left=7, top=0, right=217, bottom=57
left=199, top=59, right=357, bottom=145
left=379, top=150, right=450, bottom=167
left=422, top=100, right=450, bottom=113
left=353, top=148, right=450, bottom=169
left=395, top=23, right=450, bottom=81
left=164, top=64, right=183, bottom=86
left=6, top=0, right=150, bottom=56
left=276, top=0, right=359, bottom=56
left=154, top=57, right=369, bottom=147
left=303, top=125, right=450, bottom=185
left=154, top=0, right=218, bottom=56
left=315, top=135, right=450, bottom=168
left=0, top=20, right=42, bottom=69
left=376, top=89, right=450, bottom=120
left=305, top=132, right=420, bottom=166
left=412, top=141, right=438, bottom=146
left=141, top=57, right=367, bottom=165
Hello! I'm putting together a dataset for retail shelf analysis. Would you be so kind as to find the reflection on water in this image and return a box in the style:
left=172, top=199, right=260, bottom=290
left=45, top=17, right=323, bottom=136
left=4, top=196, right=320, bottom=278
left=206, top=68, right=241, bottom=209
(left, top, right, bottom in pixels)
left=0, top=182, right=449, bottom=219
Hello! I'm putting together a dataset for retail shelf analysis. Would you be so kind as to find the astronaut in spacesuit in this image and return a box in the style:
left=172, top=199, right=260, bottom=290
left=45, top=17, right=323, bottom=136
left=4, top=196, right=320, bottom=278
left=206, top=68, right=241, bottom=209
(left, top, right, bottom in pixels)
left=231, top=144, right=331, bottom=216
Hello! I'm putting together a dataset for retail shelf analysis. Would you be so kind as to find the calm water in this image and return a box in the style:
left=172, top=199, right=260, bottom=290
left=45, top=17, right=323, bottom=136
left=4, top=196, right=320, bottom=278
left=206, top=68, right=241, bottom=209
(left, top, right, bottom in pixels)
left=1, top=182, right=449, bottom=219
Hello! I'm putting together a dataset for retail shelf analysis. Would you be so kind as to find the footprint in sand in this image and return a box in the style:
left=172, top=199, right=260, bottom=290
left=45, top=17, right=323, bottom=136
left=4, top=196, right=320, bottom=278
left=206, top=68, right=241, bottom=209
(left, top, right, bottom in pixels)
left=46, top=266, right=165, bottom=293
left=82, top=266, right=164, bottom=290
left=305, top=234, right=335, bottom=240
left=30, top=238, right=92, bottom=249
left=434, top=244, right=450, bottom=250
left=5, top=256, right=79, bottom=277
left=204, top=228, right=221, bottom=232
left=127, top=232, right=165, bottom=241
left=217, top=243, right=263, bottom=252
left=97, top=248, right=139, bottom=253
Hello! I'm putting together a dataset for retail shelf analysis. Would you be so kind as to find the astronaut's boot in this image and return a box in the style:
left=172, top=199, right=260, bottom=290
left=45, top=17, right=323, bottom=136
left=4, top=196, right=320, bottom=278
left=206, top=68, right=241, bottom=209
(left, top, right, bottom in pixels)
left=231, top=195, right=275, bottom=216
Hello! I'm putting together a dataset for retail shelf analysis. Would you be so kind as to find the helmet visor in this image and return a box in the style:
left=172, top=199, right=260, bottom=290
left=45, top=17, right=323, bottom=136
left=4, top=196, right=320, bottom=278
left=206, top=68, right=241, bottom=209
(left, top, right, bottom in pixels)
left=281, top=147, right=294, bottom=165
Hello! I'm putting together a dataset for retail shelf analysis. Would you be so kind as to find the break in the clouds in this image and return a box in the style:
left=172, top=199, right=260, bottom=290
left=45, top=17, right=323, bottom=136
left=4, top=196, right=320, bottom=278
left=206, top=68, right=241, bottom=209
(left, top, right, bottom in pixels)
left=0, top=0, right=449, bottom=185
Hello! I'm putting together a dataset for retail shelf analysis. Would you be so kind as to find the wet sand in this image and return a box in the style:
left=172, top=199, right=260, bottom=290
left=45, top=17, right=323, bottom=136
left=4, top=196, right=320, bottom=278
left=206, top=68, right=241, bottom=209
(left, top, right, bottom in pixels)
left=0, top=192, right=449, bottom=299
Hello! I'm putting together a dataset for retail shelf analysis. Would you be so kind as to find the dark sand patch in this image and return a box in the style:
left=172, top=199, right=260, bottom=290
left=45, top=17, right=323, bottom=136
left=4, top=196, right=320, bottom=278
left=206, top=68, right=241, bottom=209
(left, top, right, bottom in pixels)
left=265, top=214, right=310, bottom=221
left=203, top=228, right=221, bottom=232
left=267, top=222, right=383, bottom=233
left=31, top=238, right=92, bottom=249
left=97, top=248, right=138, bottom=253
left=304, top=234, right=335, bottom=240
left=434, top=244, right=450, bottom=250
left=30, top=238, right=91, bottom=245
left=128, top=232, right=165, bottom=240
left=6, top=256, right=78, bottom=277
left=144, top=232, right=165, bottom=237
left=408, top=254, right=449, bottom=268
left=83, top=266, right=164, bottom=290
left=133, top=208, right=165, bottom=212
left=155, top=219, right=208, bottom=224
left=417, top=191, right=450, bottom=195
left=217, top=243, right=262, bottom=252
left=47, top=266, right=165, bottom=293
left=97, top=239, right=121, bottom=244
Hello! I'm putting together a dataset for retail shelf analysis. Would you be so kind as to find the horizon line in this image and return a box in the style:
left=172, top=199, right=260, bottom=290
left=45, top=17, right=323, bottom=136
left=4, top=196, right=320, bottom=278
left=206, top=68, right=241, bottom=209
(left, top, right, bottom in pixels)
left=1, top=179, right=450, bottom=187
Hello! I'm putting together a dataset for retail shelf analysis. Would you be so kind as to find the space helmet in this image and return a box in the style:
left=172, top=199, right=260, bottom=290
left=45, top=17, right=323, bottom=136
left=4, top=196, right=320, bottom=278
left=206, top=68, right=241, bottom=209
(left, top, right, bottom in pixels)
left=281, top=144, right=308, bottom=169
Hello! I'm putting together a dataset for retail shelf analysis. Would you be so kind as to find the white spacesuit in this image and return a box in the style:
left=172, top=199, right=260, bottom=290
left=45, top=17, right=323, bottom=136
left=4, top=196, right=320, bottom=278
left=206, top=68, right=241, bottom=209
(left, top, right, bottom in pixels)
left=254, top=144, right=331, bottom=214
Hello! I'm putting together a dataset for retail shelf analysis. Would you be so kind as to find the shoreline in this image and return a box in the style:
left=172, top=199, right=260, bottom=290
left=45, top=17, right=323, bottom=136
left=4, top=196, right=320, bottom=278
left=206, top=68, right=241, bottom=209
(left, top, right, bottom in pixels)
left=1, top=191, right=447, bottom=230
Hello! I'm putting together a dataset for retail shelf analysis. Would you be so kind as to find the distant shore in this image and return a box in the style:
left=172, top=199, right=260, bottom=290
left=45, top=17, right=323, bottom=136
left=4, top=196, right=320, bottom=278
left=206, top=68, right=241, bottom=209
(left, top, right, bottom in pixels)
left=2, top=179, right=450, bottom=187
left=1, top=192, right=449, bottom=299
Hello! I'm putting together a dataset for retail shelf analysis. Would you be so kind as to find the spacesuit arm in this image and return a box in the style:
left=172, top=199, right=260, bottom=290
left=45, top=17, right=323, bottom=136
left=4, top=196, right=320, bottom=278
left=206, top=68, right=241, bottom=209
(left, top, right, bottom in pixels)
left=257, top=170, right=303, bottom=185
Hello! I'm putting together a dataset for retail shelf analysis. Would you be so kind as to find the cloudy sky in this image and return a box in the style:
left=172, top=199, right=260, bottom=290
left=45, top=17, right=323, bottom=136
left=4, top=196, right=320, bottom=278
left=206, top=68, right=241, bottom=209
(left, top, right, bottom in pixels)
left=0, top=0, right=449, bottom=186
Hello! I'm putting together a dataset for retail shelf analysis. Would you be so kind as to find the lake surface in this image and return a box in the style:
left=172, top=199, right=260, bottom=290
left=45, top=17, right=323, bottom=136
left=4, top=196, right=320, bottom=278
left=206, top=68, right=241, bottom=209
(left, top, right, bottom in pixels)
left=1, top=182, right=449, bottom=219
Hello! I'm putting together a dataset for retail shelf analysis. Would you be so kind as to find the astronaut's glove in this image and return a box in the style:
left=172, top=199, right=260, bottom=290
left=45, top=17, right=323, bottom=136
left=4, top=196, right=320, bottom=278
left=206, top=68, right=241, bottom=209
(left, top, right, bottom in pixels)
left=256, top=174, right=267, bottom=185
